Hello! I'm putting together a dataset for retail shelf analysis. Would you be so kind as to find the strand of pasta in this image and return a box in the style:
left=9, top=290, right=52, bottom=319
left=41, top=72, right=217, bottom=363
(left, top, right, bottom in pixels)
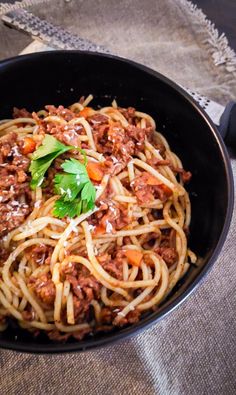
left=115, top=254, right=162, bottom=320
left=14, top=272, right=47, bottom=323
left=134, top=111, right=156, bottom=129
left=133, top=158, right=184, bottom=196
left=138, top=256, right=169, bottom=310
left=145, top=140, right=178, bottom=184
left=0, top=101, right=194, bottom=337
left=0, top=117, right=36, bottom=133
left=90, top=300, right=102, bottom=323
left=100, top=287, right=129, bottom=307
left=51, top=208, right=98, bottom=268
left=0, top=290, right=23, bottom=320
left=95, top=225, right=158, bottom=239
left=2, top=238, right=56, bottom=296
left=69, top=117, right=96, bottom=150
left=82, top=221, right=158, bottom=288
left=61, top=256, right=131, bottom=299
left=163, top=201, right=187, bottom=292
left=13, top=217, right=66, bottom=241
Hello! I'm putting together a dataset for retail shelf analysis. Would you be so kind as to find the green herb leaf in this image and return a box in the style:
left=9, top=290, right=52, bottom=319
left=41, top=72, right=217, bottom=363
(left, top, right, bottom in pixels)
left=54, top=173, right=84, bottom=202
left=31, top=134, right=72, bottom=160
left=53, top=197, right=81, bottom=219
left=29, top=135, right=73, bottom=189
left=53, top=158, right=96, bottom=219
left=61, top=157, right=88, bottom=175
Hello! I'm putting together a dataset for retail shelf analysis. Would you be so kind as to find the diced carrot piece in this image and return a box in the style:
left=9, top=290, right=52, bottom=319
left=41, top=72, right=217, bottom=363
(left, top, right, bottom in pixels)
left=145, top=173, right=161, bottom=186
left=86, top=161, right=104, bottom=182
left=92, top=224, right=105, bottom=236
left=157, top=183, right=173, bottom=198
left=79, top=107, right=92, bottom=118
left=22, top=137, right=36, bottom=155
left=124, top=250, right=143, bottom=267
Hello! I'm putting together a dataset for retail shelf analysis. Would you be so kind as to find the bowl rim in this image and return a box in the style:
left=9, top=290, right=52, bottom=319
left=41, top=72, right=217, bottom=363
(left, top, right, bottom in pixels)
left=0, top=50, right=234, bottom=354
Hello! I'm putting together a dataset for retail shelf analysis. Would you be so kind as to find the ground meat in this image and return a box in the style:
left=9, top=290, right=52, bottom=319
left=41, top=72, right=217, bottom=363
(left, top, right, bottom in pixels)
left=88, top=113, right=109, bottom=127
left=91, top=199, right=129, bottom=233
left=47, top=327, right=91, bottom=342
left=45, top=105, right=76, bottom=122
left=92, top=123, right=111, bottom=153
left=66, top=272, right=100, bottom=301
left=103, top=156, right=126, bottom=176
left=97, top=252, right=123, bottom=280
left=171, top=166, right=192, bottom=183
left=13, top=107, right=32, bottom=118
left=100, top=306, right=140, bottom=326
left=33, top=105, right=85, bottom=147
left=75, top=272, right=101, bottom=299
left=72, top=296, right=91, bottom=321
left=108, top=123, right=135, bottom=162
left=155, top=247, right=178, bottom=266
left=0, top=202, right=30, bottom=236
left=47, top=330, right=71, bottom=342
left=154, top=184, right=173, bottom=202
left=100, top=307, right=114, bottom=324
left=131, top=171, right=172, bottom=204
left=153, top=142, right=166, bottom=157
left=101, top=307, right=141, bottom=327
left=92, top=119, right=154, bottom=164
left=147, top=157, right=170, bottom=168
left=28, top=274, right=56, bottom=306
left=26, top=244, right=53, bottom=266
left=71, top=328, right=92, bottom=340
left=113, top=309, right=141, bottom=326
left=61, top=263, right=101, bottom=322
left=182, top=170, right=192, bottom=183
left=0, top=245, right=10, bottom=266
left=66, top=275, right=84, bottom=299
left=125, top=124, right=154, bottom=154
left=169, top=229, right=176, bottom=248
left=119, top=106, right=136, bottom=124
left=62, top=261, right=78, bottom=277
left=0, top=132, right=32, bottom=236
left=46, top=122, right=84, bottom=147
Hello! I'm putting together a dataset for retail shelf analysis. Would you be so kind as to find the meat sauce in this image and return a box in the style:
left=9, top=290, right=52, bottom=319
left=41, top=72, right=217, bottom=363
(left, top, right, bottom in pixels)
left=0, top=104, right=192, bottom=342
left=0, top=132, right=32, bottom=237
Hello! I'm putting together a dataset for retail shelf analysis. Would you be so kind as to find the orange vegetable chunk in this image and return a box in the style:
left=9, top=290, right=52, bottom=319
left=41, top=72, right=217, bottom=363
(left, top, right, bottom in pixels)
left=124, top=250, right=143, bottom=267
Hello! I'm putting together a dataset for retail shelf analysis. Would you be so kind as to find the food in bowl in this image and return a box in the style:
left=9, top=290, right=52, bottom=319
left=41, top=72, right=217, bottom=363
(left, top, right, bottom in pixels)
left=0, top=95, right=196, bottom=341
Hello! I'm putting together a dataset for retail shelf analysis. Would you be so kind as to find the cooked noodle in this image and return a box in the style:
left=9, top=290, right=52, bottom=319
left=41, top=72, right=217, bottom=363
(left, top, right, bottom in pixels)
left=0, top=97, right=196, bottom=341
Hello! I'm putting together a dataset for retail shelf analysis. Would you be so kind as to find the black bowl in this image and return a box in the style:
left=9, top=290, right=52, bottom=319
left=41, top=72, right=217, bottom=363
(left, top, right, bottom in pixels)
left=0, top=51, right=234, bottom=353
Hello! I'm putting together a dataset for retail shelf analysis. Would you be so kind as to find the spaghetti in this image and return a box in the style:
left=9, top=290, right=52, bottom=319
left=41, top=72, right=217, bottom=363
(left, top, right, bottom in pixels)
left=0, top=96, right=196, bottom=340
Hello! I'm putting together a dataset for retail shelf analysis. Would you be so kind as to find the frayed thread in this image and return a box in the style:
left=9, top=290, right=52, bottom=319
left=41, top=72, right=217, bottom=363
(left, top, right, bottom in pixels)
left=0, top=0, right=48, bottom=16
left=1, top=0, right=236, bottom=76
left=178, top=0, right=236, bottom=73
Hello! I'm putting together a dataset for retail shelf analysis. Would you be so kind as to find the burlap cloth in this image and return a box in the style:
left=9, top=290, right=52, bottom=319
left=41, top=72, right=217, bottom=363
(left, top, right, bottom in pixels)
left=0, top=1, right=236, bottom=394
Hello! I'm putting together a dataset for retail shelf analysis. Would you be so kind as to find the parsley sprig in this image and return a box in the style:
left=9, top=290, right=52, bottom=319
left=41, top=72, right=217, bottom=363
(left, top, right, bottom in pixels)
left=29, top=134, right=96, bottom=218
left=53, top=158, right=96, bottom=218
left=29, top=135, right=73, bottom=189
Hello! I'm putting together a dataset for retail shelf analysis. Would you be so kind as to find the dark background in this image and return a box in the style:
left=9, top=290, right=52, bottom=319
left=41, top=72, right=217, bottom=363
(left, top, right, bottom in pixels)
left=195, top=0, right=236, bottom=51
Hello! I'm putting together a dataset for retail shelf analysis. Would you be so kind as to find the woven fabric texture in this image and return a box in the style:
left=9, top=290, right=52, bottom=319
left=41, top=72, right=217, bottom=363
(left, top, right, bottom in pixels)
left=0, top=1, right=235, bottom=394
